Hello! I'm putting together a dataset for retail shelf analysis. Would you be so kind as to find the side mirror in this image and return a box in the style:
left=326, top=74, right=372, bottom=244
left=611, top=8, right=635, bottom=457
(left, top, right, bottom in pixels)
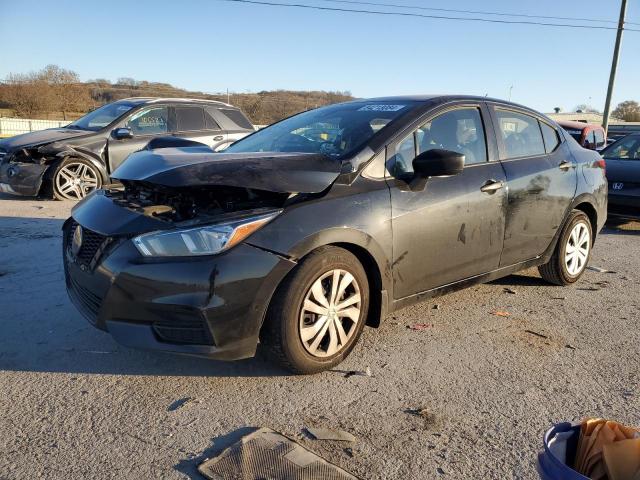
left=113, top=127, right=133, bottom=140
left=413, top=149, right=465, bottom=177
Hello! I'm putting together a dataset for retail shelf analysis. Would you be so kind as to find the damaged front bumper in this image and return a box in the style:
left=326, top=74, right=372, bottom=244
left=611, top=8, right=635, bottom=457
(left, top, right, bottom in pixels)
left=62, top=194, right=297, bottom=360
left=0, top=159, right=48, bottom=196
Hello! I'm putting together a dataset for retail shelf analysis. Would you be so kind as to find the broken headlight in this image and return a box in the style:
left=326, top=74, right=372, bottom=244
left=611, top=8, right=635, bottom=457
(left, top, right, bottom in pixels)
left=132, top=211, right=281, bottom=257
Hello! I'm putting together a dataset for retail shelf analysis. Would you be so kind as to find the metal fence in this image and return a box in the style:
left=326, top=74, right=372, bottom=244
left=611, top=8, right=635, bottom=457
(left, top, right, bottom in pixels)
left=0, top=117, right=70, bottom=137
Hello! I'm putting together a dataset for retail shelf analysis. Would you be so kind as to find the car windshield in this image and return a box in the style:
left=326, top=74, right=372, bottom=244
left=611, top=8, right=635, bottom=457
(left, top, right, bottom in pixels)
left=226, top=101, right=414, bottom=159
left=67, top=102, right=137, bottom=131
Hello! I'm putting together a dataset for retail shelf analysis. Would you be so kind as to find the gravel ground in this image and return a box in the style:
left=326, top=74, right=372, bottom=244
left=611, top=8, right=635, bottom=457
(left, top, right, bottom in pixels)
left=0, top=194, right=638, bottom=479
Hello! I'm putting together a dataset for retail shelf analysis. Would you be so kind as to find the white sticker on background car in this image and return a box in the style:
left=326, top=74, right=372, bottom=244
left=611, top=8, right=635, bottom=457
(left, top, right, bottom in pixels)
left=612, top=182, right=624, bottom=190
left=358, top=104, right=406, bottom=112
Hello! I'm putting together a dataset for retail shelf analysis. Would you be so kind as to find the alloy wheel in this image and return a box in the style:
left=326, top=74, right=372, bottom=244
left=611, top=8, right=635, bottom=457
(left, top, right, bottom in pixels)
left=565, top=221, right=590, bottom=276
left=299, top=269, right=361, bottom=358
left=55, top=162, right=99, bottom=200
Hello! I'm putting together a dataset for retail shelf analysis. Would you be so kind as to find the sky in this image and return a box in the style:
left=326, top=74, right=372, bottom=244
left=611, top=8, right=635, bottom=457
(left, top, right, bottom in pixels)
left=1, top=0, right=639, bottom=113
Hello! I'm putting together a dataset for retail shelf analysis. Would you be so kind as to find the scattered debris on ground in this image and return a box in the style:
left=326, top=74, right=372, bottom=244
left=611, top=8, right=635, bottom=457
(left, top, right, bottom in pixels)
left=490, top=310, right=511, bottom=317
left=551, top=296, right=567, bottom=300
left=577, top=287, right=600, bottom=292
left=305, top=427, right=357, bottom=442
left=432, top=304, right=441, bottom=310
left=503, top=288, right=517, bottom=295
left=404, top=407, right=438, bottom=427
left=586, top=266, right=616, bottom=274
left=524, top=330, right=549, bottom=340
left=565, top=344, right=576, bottom=350
left=343, top=367, right=372, bottom=378
left=168, top=397, right=194, bottom=412
left=198, top=428, right=358, bottom=479
left=408, top=323, right=433, bottom=331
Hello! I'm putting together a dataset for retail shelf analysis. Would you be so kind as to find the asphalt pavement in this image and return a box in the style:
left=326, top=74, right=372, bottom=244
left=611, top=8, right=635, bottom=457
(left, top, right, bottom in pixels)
left=0, top=194, right=638, bottom=479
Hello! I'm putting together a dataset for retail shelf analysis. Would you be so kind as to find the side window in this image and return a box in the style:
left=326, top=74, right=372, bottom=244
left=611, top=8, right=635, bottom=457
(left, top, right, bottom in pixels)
left=586, top=130, right=597, bottom=149
left=392, top=133, right=416, bottom=176
left=203, top=109, right=221, bottom=130
left=540, top=122, right=560, bottom=153
left=175, top=106, right=205, bottom=132
left=393, top=107, right=487, bottom=175
left=126, top=107, right=169, bottom=136
left=417, top=108, right=487, bottom=164
left=594, top=129, right=605, bottom=148
left=495, top=110, right=545, bottom=159
left=220, top=108, right=254, bottom=130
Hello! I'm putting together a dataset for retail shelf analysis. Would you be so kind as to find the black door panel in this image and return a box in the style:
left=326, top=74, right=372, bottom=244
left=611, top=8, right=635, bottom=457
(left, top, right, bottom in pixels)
left=389, top=163, right=507, bottom=299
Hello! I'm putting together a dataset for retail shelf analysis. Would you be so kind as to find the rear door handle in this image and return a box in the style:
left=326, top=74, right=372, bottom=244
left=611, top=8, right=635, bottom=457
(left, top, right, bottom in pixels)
left=213, top=135, right=224, bottom=141
left=559, top=161, right=573, bottom=171
left=480, top=180, right=504, bottom=193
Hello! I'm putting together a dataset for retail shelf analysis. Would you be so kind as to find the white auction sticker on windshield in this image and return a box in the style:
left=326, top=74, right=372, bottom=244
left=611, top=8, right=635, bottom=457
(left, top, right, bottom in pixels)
left=358, top=104, right=406, bottom=112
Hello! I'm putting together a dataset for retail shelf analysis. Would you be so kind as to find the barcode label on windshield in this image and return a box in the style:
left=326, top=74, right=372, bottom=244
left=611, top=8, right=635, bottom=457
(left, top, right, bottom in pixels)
left=358, top=104, right=406, bottom=112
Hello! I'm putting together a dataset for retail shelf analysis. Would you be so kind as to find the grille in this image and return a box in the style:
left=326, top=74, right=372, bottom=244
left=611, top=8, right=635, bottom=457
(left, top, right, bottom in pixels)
left=66, top=221, right=111, bottom=269
left=153, top=317, right=214, bottom=345
left=68, top=272, right=103, bottom=321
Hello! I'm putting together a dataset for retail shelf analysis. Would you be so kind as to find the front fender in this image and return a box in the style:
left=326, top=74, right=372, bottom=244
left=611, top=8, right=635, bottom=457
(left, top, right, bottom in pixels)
left=249, top=226, right=392, bottom=297
left=40, top=144, right=109, bottom=183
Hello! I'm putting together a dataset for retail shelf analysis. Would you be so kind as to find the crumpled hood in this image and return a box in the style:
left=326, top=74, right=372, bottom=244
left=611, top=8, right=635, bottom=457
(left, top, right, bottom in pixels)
left=0, top=127, right=91, bottom=151
left=111, top=146, right=343, bottom=194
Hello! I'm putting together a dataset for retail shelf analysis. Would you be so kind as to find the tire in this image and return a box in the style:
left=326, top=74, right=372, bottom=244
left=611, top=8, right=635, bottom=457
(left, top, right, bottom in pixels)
left=51, top=157, right=102, bottom=201
left=538, top=210, right=593, bottom=286
left=263, top=246, right=369, bottom=374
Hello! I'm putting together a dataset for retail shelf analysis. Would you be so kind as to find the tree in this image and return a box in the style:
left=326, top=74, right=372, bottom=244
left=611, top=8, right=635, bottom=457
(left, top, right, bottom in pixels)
left=612, top=100, right=640, bottom=122
left=1, top=72, right=53, bottom=117
left=117, top=77, right=138, bottom=87
left=553, top=107, right=562, bottom=113
left=574, top=104, right=600, bottom=114
left=39, top=64, right=92, bottom=120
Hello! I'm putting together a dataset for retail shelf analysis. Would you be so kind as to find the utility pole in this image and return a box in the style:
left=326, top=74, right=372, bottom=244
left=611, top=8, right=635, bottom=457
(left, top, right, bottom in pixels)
left=602, top=0, right=627, bottom=135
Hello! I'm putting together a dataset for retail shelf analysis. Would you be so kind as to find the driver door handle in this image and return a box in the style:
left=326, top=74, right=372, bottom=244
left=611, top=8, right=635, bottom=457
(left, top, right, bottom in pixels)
left=213, top=135, right=224, bottom=141
left=480, top=180, right=504, bottom=193
left=559, top=160, right=573, bottom=171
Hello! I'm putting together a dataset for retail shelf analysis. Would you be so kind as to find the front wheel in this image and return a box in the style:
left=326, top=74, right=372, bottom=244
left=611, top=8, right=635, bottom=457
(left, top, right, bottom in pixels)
left=51, top=157, right=102, bottom=201
left=263, top=246, right=369, bottom=374
left=538, top=210, right=592, bottom=285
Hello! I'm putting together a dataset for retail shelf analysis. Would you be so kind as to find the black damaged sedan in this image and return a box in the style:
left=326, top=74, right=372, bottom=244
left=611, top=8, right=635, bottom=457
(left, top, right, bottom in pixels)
left=63, top=96, right=607, bottom=374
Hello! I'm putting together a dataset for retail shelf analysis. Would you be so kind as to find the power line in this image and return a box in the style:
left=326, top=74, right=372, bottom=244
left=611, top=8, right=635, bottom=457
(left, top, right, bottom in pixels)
left=318, top=0, right=640, bottom=26
left=216, top=0, right=640, bottom=31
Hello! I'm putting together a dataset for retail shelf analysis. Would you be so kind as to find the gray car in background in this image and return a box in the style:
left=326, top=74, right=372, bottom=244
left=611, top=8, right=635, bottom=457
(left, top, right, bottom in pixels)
left=0, top=98, right=255, bottom=200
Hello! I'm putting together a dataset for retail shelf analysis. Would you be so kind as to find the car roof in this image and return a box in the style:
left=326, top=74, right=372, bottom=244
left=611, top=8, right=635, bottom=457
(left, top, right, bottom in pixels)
left=343, top=94, right=544, bottom=114
left=120, top=97, right=235, bottom=108
left=557, top=120, right=602, bottom=130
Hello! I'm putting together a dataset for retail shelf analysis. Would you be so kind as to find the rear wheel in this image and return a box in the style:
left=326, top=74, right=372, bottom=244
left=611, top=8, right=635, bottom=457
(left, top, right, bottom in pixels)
left=51, top=158, right=102, bottom=201
left=263, top=246, right=369, bottom=374
left=538, top=210, right=592, bottom=285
